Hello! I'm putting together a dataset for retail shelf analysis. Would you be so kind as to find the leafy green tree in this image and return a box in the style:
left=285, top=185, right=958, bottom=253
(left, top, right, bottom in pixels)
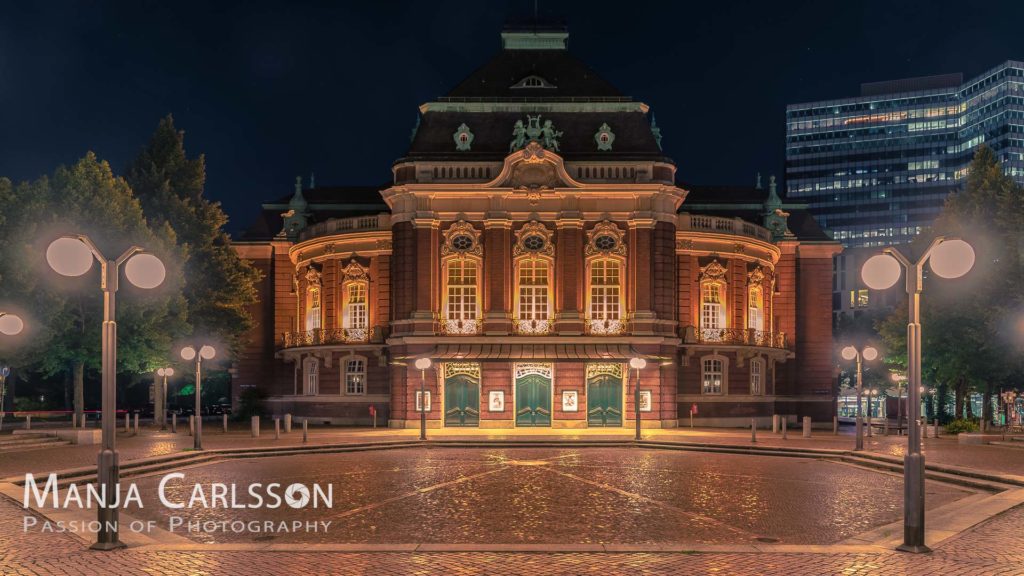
left=125, top=116, right=261, bottom=354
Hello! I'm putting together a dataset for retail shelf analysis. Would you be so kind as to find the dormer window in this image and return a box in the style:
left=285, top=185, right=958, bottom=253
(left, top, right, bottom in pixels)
left=510, top=75, right=556, bottom=89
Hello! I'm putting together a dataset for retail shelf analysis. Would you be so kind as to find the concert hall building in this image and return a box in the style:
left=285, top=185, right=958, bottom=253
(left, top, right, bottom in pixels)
left=233, top=26, right=841, bottom=430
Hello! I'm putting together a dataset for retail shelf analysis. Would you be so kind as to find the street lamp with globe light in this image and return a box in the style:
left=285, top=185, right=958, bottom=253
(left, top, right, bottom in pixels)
left=861, top=236, right=974, bottom=554
left=414, top=358, right=432, bottom=440
left=181, top=345, right=215, bottom=450
left=46, top=234, right=165, bottom=551
left=629, top=357, right=647, bottom=440
left=156, top=367, right=175, bottom=430
left=0, top=312, right=24, bottom=432
left=841, top=344, right=877, bottom=450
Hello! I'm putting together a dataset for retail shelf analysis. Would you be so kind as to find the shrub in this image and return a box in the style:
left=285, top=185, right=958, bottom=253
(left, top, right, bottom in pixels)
left=944, top=418, right=980, bottom=435
left=234, top=386, right=267, bottom=420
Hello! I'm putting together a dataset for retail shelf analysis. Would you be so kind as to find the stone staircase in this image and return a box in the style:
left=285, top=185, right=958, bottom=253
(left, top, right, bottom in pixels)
left=0, top=433, right=72, bottom=452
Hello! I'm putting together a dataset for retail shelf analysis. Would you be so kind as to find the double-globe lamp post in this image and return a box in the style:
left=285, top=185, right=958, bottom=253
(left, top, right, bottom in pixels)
left=46, top=235, right=166, bottom=551
left=0, top=312, right=24, bottom=432
left=861, top=236, right=974, bottom=554
left=181, top=345, right=215, bottom=450
left=630, top=357, right=647, bottom=441
left=415, top=358, right=431, bottom=440
left=841, top=344, right=877, bottom=451
left=156, top=367, right=174, bottom=430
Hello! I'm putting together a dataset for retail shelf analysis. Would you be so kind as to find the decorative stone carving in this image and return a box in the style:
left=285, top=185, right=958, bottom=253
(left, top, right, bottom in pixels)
left=509, top=115, right=562, bottom=152
left=441, top=220, right=483, bottom=257
left=748, top=266, right=766, bottom=287
left=304, top=264, right=322, bottom=287
left=342, top=259, right=369, bottom=283
left=734, top=243, right=746, bottom=254
left=513, top=221, right=555, bottom=257
left=699, top=259, right=728, bottom=283
left=677, top=239, right=694, bottom=250
left=594, top=123, right=615, bottom=151
left=650, top=115, right=663, bottom=150
left=453, top=123, right=474, bottom=151
left=585, top=220, right=627, bottom=257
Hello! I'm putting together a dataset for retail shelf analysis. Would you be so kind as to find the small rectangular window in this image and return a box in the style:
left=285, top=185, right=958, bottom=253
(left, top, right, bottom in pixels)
left=702, top=358, right=724, bottom=394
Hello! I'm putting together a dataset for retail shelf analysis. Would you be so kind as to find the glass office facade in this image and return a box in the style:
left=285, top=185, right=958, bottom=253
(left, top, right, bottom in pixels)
left=786, top=61, right=1024, bottom=248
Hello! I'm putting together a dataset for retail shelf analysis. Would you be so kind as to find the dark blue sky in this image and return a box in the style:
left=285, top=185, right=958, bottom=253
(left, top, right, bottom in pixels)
left=2, top=0, right=1022, bottom=233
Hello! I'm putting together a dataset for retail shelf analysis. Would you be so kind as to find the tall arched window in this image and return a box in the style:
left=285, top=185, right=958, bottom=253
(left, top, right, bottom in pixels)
left=585, top=221, right=626, bottom=335
left=341, top=260, right=370, bottom=342
left=748, top=285, right=764, bottom=332
left=699, top=260, right=727, bottom=341
left=514, top=222, right=554, bottom=334
left=303, top=357, right=319, bottom=395
left=305, top=286, right=322, bottom=331
left=441, top=221, right=482, bottom=334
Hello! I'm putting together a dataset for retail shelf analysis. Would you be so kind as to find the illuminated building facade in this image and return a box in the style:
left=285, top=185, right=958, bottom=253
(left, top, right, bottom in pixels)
left=786, top=60, right=1024, bottom=248
left=234, top=26, right=840, bottom=429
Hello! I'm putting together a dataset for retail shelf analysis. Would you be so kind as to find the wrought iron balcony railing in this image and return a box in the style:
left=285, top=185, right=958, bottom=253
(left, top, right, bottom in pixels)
left=585, top=318, right=628, bottom=336
left=282, top=327, right=374, bottom=348
left=684, top=326, right=787, bottom=349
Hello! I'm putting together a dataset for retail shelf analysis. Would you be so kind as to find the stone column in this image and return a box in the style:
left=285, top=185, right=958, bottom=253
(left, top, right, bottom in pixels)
left=628, top=220, right=656, bottom=334
left=483, top=218, right=512, bottom=334
left=555, top=217, right=584, bottom=334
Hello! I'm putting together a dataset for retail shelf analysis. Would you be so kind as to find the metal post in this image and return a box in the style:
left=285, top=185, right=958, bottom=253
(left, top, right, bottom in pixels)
left=25, top=414, right=31, bottom=430
left=284, top=413, right=292, bottom=433
left=419, top=368, right=427, bottom=441
left=160, top=375, right=168, bottom=431
left=193, top=356, right=202, bottom=450
left=781, top=417, right=788, bottom=439
left=802, top=416, right=811, bottom=437
left=0, top=373, right=6, bottom=432
left=93, top=258, right=123, bottom=550
left=171, top=412, right=177, bottom=433
left=251, top=415, right=259, bottom=437
left=72, top=412, right=77, bottom=429
left=302, top=418, right=308, bottom=443
left=634, top=367, right=641, bottom=441
left=897, top=256, right=928, bottom=553
left=222, top=413, right=228, bottom=433
left=772, top=414, right=779, bottom=434
left=855, top=355, right=864, bottom=450
left=274, top=417, right=280, bottom=440
left=833, top=415, right=838, bottom=435
left=751, top=418, right=757, bottom=443
left=188, top=415, right=194, bottom=436
left=133, top=413, right=138, bottom=435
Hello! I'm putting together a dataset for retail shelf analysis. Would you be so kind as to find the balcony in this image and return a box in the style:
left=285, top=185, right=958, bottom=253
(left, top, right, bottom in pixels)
left=298, top=213, right=391, bottom=242
left=281, top=327, right=374, bottom=349
left=585, top=318, right=627, bottom=336
left=677, top=213, right=772, bottom=242
left=684, top=326, right=787, bottom=349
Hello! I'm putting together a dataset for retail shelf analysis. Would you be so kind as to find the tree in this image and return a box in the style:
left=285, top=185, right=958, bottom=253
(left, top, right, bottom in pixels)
left=125, top=116, right=261, bottom=354
left=0, top=153, right=188, bottom=421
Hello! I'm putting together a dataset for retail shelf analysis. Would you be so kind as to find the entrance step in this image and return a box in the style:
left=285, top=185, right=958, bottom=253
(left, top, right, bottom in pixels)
left=0, top=434, right=71, bottom=452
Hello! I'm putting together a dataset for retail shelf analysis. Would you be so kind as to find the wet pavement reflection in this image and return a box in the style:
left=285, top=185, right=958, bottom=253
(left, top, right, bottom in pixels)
left=124, top=447, right=971, bottom=545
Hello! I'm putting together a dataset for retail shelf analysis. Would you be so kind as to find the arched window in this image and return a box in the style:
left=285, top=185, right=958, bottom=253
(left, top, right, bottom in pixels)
left=442, top=221, right=482, bottom=334
left=699, top=260, right=728, bottom=341
left=344, top=356, right=367, bottom=395
left=585, top=221, right=626, bottom=335
left=303, top=357, right=319, bottom=395
left=305, top=286, right=321, bottom=331
left=750, top=358, right=764, bottom=395
left=701, top=356, right=726, bottom=395
left=341, top=261, right=370, bottom=342
left=513, top=222, right=555, bottom=335
left=748, top=285, right=764, bottom=332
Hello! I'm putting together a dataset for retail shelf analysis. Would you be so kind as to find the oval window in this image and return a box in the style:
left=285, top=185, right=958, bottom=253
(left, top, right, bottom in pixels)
left=594, top=235, right=617, bottom=251
left=452, top=235, right=475, bottom=251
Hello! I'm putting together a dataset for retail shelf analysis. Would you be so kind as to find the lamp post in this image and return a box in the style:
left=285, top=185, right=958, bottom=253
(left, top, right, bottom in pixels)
left=629, top=357, right=647, bottom=440
left=414, top=358, right=431, bottom=440
left=862, top=236, right=974, bottom=553
left=181, top=345, right=215, bottom=450
left=156, top=367, right=174, bottom=430
left=841, top=344, right=878, bottom=450
left=0, top=314, right=22, bottom=433
left=46, top=235, right=165, bottom=551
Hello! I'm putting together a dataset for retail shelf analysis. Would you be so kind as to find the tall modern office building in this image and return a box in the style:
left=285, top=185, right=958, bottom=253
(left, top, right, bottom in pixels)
left=786, top=60, right=1024, bottom=249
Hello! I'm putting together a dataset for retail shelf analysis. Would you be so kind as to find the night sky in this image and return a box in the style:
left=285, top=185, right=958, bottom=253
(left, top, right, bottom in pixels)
left=2, top=0, right=1022, bottom=233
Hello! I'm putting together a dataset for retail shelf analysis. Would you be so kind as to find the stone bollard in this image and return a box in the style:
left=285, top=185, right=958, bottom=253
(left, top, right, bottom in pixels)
left=133, top=413, right=139, bottom=435
left=71, top=413, right=77, bottom=428
left=302, top=418, right=308, bottom=443
left=781, top=417, right=788, bottom=439
left=772, top=414, right=779, bottom=434
left=934, top=419, right=940, bottom=438
left=251, top=415, right=260, bottom=438
left=284, top=413, right=292, bottom=434
left=172, top=413, right=177, bottom=433
left=125, top=412, right=130, bottom=433
left=833, top=415, right=839, bottom=435
left=274, top=418, right=280, bottom=440
left=189, top=416, right=194, bottom=436
left=751, top=418, right=757, bottom=443
left=884, top=418, right=889, bottom=436
left=25, top=415, right=31, bottom=430
left=802, top=416, right=811, bottom=438
left=222, top=413, right=228, bottom=433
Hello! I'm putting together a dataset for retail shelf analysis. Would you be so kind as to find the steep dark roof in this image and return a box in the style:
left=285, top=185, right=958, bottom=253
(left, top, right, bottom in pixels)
left=444, top=49, right=625, bottom=99
left=404, top=111, right=663, bottom=161
left=679, top=183, right=833, bottom=242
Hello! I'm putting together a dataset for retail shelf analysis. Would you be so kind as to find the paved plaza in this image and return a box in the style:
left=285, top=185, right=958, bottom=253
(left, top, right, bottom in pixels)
left=2, top=425, right=1024, bottom=574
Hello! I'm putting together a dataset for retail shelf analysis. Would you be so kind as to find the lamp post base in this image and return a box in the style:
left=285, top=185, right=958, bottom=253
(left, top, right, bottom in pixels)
left=895, top=543, right=931, bottom=554
left=89, top=540, right=127, bottom=551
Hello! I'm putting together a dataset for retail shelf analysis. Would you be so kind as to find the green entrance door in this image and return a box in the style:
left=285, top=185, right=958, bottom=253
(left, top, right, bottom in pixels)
left=587, top=374, right=623, bottom=427
left=444, top=374, right=479, bottom=427
left=516, top=373, right=551, bottom=427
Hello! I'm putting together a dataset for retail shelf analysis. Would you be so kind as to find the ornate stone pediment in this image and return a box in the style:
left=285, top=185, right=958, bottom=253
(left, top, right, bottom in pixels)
left=700, top=259, right=728, bottom=283
left=513, top=220, right=555, bottom=258
left=304, top=264, right=322, bottom=287
left=491, top=141, right=581, bottom=192
left=585, top=220, right=626, bottom=257
left=441, top=220, right=483, bottom=258
left=342, top=259, right=369, bottom=283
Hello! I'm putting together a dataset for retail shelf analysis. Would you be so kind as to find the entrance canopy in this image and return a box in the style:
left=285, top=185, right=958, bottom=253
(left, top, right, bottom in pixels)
left=427, top=343, right=641, bottom=362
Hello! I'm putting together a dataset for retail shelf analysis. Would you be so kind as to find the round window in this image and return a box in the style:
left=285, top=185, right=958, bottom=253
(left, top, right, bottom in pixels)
left=594, top=235, right=617, bottom=251
left=523, top=235, right=546, bottom=251
left=451, top=235, right=475, bottom=251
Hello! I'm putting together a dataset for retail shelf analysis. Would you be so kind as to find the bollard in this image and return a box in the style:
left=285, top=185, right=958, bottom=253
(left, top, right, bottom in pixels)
left=751, top=418, right=757, bottom=443
left=934, top=418, right=940, bottom=438
left=125, top=412, right=130, bottom=433
left=251, top=415, right=260, bottom=438
left=71, top=413, right=77, bottom=428
left=884, top=418, right=889, bottom=436
left=781, top=418, right=788, bottom=439
left=833, top=415, right=838, bottom=435
left=772, top=414, right=779, bottom=434
left=802, top=416, right=811, bottom=438
left=274, top=418, right=280, bottom=440
left=223, top=413, right=228, bottom=433
left=284, top=413, right=292, bottom=434
left=172, top=413, right=177, bottom=433
left=189, top=415, right=194, bottom=436
left=302, top=418, right=308, bottom=443
left=25, top=415, right=31, bottom=430
left=133, top=413, right=139, bottom=435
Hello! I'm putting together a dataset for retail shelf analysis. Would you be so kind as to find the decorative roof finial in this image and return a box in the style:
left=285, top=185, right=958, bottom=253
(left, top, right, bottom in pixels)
left=756, top=172, right=762, bottom=189
left=281, top=176, right=310, bottom=239
left=650, top=115, right=663, bottom=150
left=762, top=175, right=789, bottom=241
